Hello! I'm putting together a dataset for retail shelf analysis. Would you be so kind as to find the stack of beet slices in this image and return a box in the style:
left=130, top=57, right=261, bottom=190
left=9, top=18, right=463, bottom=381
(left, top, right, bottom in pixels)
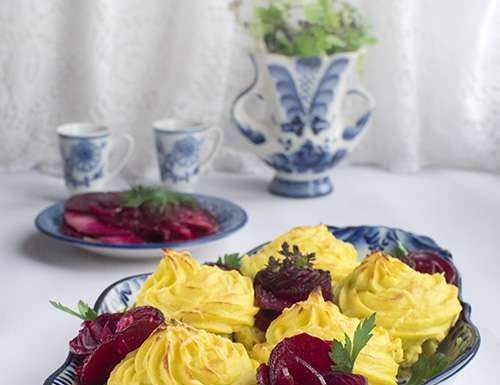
left=70, top=306, right=164, bottom=385
left=61, top=190, right=218, bottom=244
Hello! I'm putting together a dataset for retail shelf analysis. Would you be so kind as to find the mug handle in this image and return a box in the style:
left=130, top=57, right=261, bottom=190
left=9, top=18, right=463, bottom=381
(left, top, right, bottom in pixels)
left=107, top=133, right=135, bottom=178
left=199, top=127, right=223, bottom=174
left=342, top=87, right=376, bottom=142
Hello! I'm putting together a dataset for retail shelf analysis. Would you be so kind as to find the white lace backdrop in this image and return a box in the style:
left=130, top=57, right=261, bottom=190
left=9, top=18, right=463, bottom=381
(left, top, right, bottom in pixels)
left=1, top=0, right=499, bottom=179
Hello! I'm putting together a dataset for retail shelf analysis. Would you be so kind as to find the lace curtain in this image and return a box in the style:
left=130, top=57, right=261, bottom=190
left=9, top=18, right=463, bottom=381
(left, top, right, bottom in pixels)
left=1, top=0, right=499, bottom=178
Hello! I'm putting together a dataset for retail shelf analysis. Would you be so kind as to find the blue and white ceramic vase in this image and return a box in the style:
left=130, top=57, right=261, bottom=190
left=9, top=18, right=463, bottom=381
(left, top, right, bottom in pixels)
left=232, top=51, right=375, bottom=198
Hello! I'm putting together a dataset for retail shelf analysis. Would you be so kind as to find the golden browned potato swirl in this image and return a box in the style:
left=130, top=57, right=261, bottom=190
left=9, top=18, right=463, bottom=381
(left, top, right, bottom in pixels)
left=335, top=252, right=462, bottom=366
left=136, top=249, right=258, bottom=334
left=107, top=320, right=258, bottom=385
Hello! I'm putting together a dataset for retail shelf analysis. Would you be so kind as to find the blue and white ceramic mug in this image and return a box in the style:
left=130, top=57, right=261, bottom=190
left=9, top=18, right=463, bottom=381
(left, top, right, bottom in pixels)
left=57, top=122, right=134, bottom=194
left=153, top=119, right=223, bottom=192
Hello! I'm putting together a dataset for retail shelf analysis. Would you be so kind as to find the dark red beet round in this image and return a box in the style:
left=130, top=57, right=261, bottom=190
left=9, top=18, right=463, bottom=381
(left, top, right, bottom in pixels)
left=269, top=334, right=332, bottom=385
left=256, top=364, right=271, bottom=385
left=254, top=267, right=333, bottom=312
left=69, top=313, right=123, bottom=356
left=324, top=372, right=368, bottom=385
left=254, top=309, right=281, bottom=332
left=70, top=306, right=164, bottom=385
left=401, top=250, right=457, bottom=284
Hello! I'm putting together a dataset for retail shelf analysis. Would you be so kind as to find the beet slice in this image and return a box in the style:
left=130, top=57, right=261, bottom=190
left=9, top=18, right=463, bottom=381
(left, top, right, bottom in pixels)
left=97, top=234, right=144, bottom=244
left=254, top=268, right=333, bottom=312
left=64, top=211, right=132, bottom=237
left=269, top=334, right=332, bottom=385
left=401, top=250, right=457, bottom=284
left=323, top=372, right=368, bottom=385
left=69, top=306, right=164, bottom=385
left=69, top=313, right=123, bottom=356
left=256, top=364, right=272, bottom=385
left=254, top=309, right=281, bottom=332
left=65, top=192, right=122, bottom=213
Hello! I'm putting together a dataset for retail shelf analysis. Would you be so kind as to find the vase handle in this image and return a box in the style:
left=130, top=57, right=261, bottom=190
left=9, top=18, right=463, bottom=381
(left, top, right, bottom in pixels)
left=342, top=87, right=376, bottom=142
left=231, top=54, right=268, bottom=146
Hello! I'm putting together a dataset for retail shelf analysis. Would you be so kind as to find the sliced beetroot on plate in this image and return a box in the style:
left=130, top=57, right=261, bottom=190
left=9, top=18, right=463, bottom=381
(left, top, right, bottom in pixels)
left=97, top=234, right=144, bottom=244
left=323, top=372, right=368, bottom=385
left=65, top=192, right=122, bottom=213
left=254, top=309, right=281, bottom=332
left=64, top=211, right=132, bottom=237
left=69, top=313, right=123, bottom=356
left=401, top=250, right=457, bottom=284
left=269, top=334, right=332, bottom=385
left=256, top=364, right=272, bottom=385
left=73, top=306, right=164, bottom=385
left=254, top=267, right=333, bottom=312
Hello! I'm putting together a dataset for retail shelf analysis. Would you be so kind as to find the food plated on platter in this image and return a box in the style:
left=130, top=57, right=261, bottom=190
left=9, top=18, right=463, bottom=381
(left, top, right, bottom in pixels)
left=35, top=186, right=247, bottom=258
left=45, top=224, right=479, bottom=385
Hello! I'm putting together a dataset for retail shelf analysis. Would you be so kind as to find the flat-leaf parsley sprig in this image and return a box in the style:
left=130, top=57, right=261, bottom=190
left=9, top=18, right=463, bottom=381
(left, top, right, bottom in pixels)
left=330, top=313, right=376, bottom=373
left=50, top=300, right=97, bottom=320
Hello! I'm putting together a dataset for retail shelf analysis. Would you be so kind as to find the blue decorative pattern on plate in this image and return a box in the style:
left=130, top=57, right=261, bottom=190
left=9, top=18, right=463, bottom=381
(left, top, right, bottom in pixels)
left=44, top=225, right=479, bottom=385
left=35, top=194, right=247, bottom=259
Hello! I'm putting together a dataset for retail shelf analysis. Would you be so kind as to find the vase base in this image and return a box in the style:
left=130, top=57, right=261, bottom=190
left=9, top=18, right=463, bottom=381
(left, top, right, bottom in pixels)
left=269, top=177, right=333, bottom=198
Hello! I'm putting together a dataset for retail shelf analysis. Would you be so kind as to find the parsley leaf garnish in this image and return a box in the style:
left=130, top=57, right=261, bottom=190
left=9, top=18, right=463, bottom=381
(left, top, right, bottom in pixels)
left=217, top=253, right=242, bottom=270
left=330, top=313, right=376, bottom=373
left=50, top=300, right=97, bottom=320
left=121, top=186, right=197, bottom=216
left=406, top=353, right=448, bottom=385
left=391, top=241, right=410, bottom=259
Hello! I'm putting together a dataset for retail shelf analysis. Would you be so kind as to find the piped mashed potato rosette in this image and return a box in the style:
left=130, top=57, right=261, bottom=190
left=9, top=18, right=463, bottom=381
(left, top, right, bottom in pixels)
left=252, top=291, right=403, bottom=385
left=241, top=224, right=359, bottom=285
left=335, top=252, right=462, bottom=366
left=136, top=249, right=258, bottom=334
left=107, top=320, right=258, bottom=385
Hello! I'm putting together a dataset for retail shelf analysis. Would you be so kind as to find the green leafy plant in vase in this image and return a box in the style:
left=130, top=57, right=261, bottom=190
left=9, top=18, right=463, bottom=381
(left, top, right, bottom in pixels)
left=232, top=0, right=378, bottom=198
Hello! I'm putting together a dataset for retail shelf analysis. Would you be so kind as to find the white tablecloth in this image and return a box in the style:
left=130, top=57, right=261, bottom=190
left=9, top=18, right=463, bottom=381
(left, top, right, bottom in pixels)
left=1, top=168, right=498, bottom=385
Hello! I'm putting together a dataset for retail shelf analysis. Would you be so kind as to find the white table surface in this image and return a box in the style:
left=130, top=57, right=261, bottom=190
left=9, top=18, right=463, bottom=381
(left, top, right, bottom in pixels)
left=1, top=167, right=498, bottom=385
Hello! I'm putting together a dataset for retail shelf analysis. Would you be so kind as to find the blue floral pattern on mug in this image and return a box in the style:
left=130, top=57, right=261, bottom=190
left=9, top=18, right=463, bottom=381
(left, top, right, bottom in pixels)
left=157, top=136, right=202, bottom=183
left=62, top=139, right=106, bottom=189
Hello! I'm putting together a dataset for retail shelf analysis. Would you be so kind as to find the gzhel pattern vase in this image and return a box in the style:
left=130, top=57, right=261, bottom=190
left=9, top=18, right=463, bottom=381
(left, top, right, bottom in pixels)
left=232, top=51, right=375, bottom=198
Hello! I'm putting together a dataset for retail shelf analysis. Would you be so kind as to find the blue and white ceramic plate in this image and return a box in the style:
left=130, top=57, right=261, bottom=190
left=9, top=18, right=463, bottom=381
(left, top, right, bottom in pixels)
left=35, top=194, right=248, bottom=259
left=44, top=225, right=480, bottom=385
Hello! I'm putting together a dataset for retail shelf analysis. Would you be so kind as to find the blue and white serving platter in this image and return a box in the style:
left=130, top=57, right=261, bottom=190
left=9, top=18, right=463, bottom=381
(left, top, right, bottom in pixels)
left=35, top=194, right=248, bottom=259
left=44, top=225, right=480, bottom=385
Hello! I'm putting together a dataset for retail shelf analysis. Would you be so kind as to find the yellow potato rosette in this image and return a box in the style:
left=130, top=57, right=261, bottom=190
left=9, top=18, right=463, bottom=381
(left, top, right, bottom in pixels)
left=107, top=320, right=258, bottom=385
left=335, top=252, right=462, bottom=366
left=252, top=291, right=403, bottom=385
left=241, top=224, right=359, bottom=285
left=136, top=249, right=258, bottom=334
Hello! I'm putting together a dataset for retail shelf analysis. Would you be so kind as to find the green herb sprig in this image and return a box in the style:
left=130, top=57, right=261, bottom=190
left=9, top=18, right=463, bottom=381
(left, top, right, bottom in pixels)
left=330, top=313, right=376, bottom=373
left=216, top=253, right=243, bottom=270
left=122, top=186, right=197, bottom=216
left=406, top=353, right=448, bottom=385
left=267, top=242, right=316, bottom=272
left=50, top=300, right=97, bottom=320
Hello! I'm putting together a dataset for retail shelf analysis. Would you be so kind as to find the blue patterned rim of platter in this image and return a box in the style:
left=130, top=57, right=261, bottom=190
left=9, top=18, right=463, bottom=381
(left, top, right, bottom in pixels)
left=35, top=194, right=248, bottom=249
left=44, top=225, right=480, bottom=385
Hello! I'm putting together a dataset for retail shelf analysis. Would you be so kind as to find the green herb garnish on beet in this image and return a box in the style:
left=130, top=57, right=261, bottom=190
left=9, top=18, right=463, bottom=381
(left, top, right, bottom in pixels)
left=330, top=313, right=376, bottom=373
left=122, top=186, right=198, bottom=215
left=216, top=253, right=243, bottom=270
left=50, top=300, right=97, bottom=320
left=406, top=352, right=448, bottom=385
